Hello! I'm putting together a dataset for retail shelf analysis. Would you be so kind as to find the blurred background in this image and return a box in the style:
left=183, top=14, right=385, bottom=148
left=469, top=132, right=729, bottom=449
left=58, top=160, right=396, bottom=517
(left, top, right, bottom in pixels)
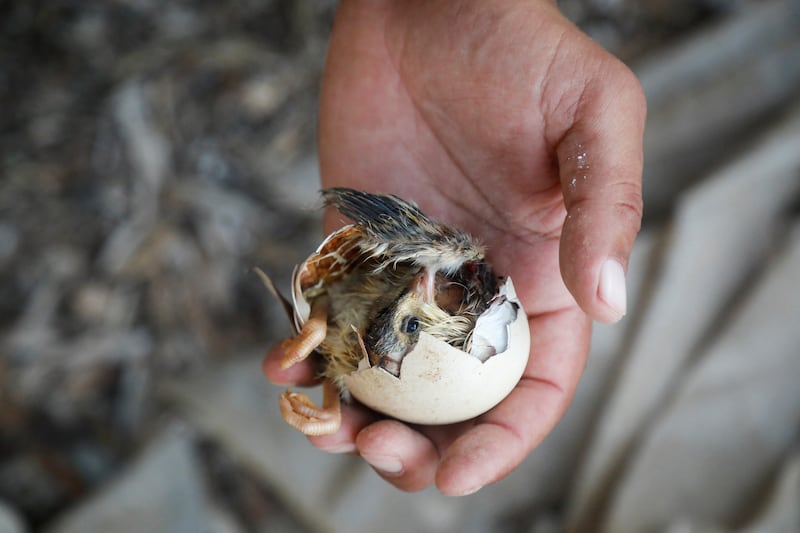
left=0, top=1, right=798, bottom=532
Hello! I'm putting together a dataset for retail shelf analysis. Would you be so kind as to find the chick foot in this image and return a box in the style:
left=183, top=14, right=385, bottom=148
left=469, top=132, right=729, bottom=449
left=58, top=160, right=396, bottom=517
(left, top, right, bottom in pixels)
left=279, top=381, right=342, bottom=436
left=279, top=296, right=329, bottom=369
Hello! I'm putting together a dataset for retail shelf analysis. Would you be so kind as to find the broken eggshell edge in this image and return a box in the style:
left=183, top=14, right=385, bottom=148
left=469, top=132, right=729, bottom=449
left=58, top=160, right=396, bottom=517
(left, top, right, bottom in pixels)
left=341, top=277, right=530, bottom=424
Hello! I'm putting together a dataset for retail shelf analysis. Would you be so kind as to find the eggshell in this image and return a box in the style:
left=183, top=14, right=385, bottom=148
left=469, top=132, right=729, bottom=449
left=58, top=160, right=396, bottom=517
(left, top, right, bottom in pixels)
left=342, top=278, right=530, bottom=425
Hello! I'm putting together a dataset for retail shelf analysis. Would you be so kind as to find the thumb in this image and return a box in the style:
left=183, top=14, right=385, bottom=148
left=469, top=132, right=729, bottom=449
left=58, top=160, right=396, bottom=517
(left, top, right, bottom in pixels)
left=556, top=63, right=646, bottom=324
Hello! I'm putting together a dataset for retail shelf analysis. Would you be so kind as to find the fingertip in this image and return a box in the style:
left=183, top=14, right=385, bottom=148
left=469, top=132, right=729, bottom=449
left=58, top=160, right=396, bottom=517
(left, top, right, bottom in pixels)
left=357, top=420, right=439, bottom=492
left=596, top=258, right=627, bottom=323
left=561, top=250, right=631, bottom=324
left=556, top=166, right=641, bottom=323
left=559, top=209, right=636, bottom=324
left=262, top=343, right=319, bottom=386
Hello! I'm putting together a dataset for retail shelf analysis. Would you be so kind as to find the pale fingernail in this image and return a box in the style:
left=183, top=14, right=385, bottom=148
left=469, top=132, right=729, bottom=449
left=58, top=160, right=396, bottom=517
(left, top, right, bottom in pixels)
left=598, top=259, right=627, bottom=320
left=363, top=454, right=404, bottom=476
left=325, top=443, right=357, bottom=454
left=457, top=484, right=484, bottom=496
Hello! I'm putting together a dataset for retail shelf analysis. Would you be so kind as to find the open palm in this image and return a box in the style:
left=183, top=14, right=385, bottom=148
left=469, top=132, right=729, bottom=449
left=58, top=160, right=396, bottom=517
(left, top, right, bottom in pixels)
left=265, top=0, right=645, bottom=495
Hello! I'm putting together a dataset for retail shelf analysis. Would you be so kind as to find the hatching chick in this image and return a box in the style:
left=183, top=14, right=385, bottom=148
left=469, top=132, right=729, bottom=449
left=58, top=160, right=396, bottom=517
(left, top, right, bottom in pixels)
left=364, top=269, right=479, bottom=377
left=363, top=280, right=452, bottom=375
left=261, top=187, right=500, bottom=436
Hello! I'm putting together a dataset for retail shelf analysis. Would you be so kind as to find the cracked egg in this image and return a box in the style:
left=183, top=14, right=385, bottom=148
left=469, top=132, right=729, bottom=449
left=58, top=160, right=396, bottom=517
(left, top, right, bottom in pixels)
left=340, top=278, right=529, bottom=424
left=260, top=188, right=531, bottom=435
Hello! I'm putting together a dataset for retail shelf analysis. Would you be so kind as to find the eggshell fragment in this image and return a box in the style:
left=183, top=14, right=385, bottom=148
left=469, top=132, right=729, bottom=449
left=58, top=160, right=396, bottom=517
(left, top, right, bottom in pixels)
left=342, top=278, right=530, bottom=425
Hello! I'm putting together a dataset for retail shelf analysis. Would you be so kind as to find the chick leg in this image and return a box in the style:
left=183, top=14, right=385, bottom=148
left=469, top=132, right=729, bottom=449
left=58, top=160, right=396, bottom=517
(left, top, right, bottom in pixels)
left=279, top=296, right=329, bottom=369
left=279, top=380, right=342, bottom=436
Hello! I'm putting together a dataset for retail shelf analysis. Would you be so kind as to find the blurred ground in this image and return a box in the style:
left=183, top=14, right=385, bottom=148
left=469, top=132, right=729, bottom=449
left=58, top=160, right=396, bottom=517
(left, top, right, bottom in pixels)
left=1, top=1, right=798, bottom=532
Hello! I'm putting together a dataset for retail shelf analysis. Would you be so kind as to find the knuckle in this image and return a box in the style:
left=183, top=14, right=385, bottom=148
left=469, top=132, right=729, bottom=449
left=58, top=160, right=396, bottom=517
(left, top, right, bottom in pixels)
left=611, top=182, right=644, bottom=229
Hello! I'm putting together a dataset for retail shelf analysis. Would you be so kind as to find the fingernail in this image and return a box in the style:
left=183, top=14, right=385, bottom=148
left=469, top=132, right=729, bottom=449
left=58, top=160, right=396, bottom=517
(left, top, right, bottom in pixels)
left=598, top=259, right=627, bottom=320
left=325, top=443, right=357, bottom=454
left=458, top=484, right=484, bottom=496
left=363, top=454, right=404, bottom=476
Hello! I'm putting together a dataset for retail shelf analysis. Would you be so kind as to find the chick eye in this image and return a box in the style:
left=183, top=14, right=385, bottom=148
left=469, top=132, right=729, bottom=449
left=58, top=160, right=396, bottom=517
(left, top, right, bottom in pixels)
left=402, top=316, right=420, bottom=334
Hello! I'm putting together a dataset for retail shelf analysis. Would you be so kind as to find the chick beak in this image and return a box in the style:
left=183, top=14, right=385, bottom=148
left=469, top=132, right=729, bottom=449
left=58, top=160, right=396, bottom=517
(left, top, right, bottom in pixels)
left=412, top=268, right=436, bottom=304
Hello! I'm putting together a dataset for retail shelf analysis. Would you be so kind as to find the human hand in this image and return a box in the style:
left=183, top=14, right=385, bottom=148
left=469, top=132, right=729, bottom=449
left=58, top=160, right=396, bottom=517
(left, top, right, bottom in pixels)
left=264, top=0, right=645, bottom=495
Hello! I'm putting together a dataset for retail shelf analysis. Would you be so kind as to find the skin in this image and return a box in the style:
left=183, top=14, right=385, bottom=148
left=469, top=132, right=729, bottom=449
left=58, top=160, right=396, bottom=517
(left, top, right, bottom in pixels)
left=264, top=0, right=646, bottom=496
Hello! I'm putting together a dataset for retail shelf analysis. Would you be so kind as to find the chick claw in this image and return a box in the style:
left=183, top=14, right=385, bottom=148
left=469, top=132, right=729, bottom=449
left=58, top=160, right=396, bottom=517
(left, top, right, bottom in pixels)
left=279, top=381, right=342, bottom=436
